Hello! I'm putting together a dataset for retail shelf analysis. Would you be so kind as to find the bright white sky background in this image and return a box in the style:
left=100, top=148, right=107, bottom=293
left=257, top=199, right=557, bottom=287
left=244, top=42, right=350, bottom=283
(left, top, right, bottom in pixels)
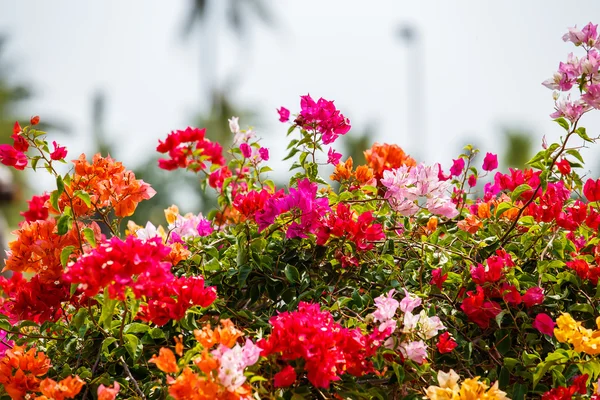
left=1, top=0, right=600, bottom=190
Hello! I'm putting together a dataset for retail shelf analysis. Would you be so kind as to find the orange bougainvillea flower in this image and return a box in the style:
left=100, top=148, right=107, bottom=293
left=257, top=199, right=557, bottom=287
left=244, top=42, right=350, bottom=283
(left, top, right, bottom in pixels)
left=53, top=153, right=155, bottom=218
left=477, top=202, right=492, bottom=219
left=330, top=157, right=353, bottom=182
left=364, top=142, right=416, bottom=180
left=97, top=381, right=120, bottom=400
left=150, top=347, right=179, bottom=374
left=166, top=242, right=191, bottom=266
left=174, top=335, right=184, bottom=357
left=457, top=214, right=483, bottom=234
left=37, top=375, right=85, bottom=400
left=426, top=216, right=438, bottom=233
left=0, top=346, right=52, bottom=399
left=193, top=349, right=219, bottom=375
left=354, top=165, right=375, bottom=186
left=168, top=367, right=251, bottom=400
left=194, top=319, right=244, bottom=349
left=4, top=219, right=80, bottom=282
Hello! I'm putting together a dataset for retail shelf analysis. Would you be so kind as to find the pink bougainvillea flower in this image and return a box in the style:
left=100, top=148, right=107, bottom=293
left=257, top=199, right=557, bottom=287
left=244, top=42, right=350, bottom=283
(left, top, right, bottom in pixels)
left=295, top=94, right=351, bottom=144
left=550, top=97, right=585, bottom=123
left=0, top=144, right=27, bottom=170
left=522, top=287, right=545, bottom=308
left=97, top=382, right=120, bottom=400
left=582, top=84, right=600, bottom=109
left=467, top=174, right=477, bottom=187
left=482, top=152, right=498, bottom=171
left=399, top=289, right=421, bottom=314
left=239, top=143, right=252, bottom=158
left=449, top=158, right=465, bottom=176
left=532, top=313, right=556, bottom=336
left=398, top=340, right=428, bottom=364
left=258, top=147, right=269, bottom=161
left=563, top=22, right=598, bottom=46
left=277, top=106, right=290, bottom=122
left=50, top=141, right=68, bottom=160
left=327, top=147, right=342, bottom=165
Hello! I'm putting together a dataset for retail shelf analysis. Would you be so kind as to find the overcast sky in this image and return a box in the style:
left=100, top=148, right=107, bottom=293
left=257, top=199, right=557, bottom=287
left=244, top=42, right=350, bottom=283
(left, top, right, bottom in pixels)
left=1, top=0, right=600, bottom=189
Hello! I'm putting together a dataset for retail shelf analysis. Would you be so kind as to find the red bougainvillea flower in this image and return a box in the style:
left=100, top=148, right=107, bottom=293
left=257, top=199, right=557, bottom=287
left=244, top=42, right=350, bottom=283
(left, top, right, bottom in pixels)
left=30, top=115, right=40, bottom=125
left=0, top=273, right=71, bottom=324
left=258, top=302, right=379, bottom=388
left=273, top=365, right=297, bottom=388
left=11, top=131, right=29, bottom=152
left=555, top=158, right=571, bottom=174
left=460, top=286, right=502, bottom=329
left=542, top=374, right=588, bottom=399
left=584, top=178, right=600, bottom=202
left=430, top=268, right=448, bottom=290
left=436, top=332, right=458, bottom=354
left=533, top=313, right=556, bottom=336
left=20, top=193, right=50, bottom=223
left=0, top=144, right=27, bottom=170
left=157, top=127, right=225, bottom=171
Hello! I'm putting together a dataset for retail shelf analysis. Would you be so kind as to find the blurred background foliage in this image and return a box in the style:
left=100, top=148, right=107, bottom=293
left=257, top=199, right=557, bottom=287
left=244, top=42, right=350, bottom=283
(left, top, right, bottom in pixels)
left=0, top=0, right=537, bottom=234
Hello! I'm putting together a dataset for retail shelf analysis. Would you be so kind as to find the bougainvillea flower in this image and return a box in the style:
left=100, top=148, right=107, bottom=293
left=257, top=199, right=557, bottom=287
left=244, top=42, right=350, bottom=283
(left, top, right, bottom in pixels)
left=584, top=178, right=600, bottom=202
left=436, top=332, right=458, bottom=354
left=38, top=375, right=85, bottom=400
left=522, top=287, right=545, bottom=307
left=277, top=107, right=290, bottom=122
left=0, top=144, right=27, bottom=170
left=295, top=94, right=351, bottom=144
left=274, top=365, right=297, bottom=388
left=50, top=141, right=68, bottom=160
left=97, top=382, right=120, bottom=400
left=533, top=313, right=556, bottom=336
left=327, top=147, right=342, bottom=165
left=364, top=142, right=416, bottom=181
left=482, top=152, right=498, bottom=171
left=20, top=193, right=50, bottom=223
left=449, top=158, right=465, bottom=176
left=460, top=286, right=502, bottom=329
left=150, top=348, right=179, bottom=373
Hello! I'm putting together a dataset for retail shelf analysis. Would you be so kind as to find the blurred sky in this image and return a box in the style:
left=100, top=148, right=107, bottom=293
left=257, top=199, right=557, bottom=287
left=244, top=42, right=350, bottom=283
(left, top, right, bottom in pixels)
left=1, top=0, right=600, bottom=188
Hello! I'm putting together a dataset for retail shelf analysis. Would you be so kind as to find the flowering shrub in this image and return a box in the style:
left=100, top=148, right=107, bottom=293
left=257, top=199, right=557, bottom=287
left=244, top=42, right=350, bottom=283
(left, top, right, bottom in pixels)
left=3, top=22, right=600, bottom=400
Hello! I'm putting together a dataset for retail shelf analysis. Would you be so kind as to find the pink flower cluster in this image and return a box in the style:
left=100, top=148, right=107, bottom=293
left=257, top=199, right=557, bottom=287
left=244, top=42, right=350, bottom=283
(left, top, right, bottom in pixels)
left=211, top=339, right=262, bottom=391
left=543, top=23, right=600, bottom=119
left=258, top=302, right=379, bottom=388
left=256, top=179, right=330, bottom=239
left=381, top=163, right=459, bottom=219
left=280, top=94, right=351, bottom=144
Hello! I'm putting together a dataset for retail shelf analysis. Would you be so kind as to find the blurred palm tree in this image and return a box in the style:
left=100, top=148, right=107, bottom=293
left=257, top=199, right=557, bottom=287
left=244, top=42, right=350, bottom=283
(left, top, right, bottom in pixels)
left=0, top=37, right=32, bottom=230
left=502, top=128, right=533, bottom=169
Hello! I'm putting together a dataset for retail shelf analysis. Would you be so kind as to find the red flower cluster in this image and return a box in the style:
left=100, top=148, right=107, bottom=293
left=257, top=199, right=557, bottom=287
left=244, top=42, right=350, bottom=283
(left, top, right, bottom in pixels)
left=20, top=193, right=50, bottom=223
left=542, top=374, right=588, bottom=400
left=584, top=178, right=600, bottom=202
left=258, top=302, right=378, bottom=388
left=566, top=258, right=600, bottom=285
left=137, top=276, right=217, bottom=326
left=527, top=182, right=571, bottom=223
left=470, top=250, right=514, bottom=285
left=64, top=236, right=173, bottom=298
left=294, top=94, right=351, bottom=145
left=0, top=122, right=28, bottom=170
left=493, top=168, right=541, bottom=199
left=0, top=273, right=71, bottom=324
left=316, top=203, right=384, bottom=251
left=460, top=286, right=502, bottom=329
left=157, top=127, right=225, bottom=171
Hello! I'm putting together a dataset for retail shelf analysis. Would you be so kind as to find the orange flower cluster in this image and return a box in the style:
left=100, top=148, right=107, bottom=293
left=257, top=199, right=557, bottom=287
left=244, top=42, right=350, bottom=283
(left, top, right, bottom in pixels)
left=364, top=142, right=416, bottom=180
left=36, top=376, right=84, bottom=400
left=0, top=345, right=51, bottom=399
left=148, top=320, right=252, bottom=400
left=330, top=157, right=376, bottom=186
left=4, top=219, right=82, bottom=282
left=194, top=319, right=244, bottom=349
left=57, top=153, right=156, bottom=218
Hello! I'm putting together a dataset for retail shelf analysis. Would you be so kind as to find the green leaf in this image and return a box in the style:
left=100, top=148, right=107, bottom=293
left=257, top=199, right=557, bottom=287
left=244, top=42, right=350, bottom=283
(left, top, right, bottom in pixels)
left=284, top=264, right=300, bottom=283
left=60, top=245, right=76, bottom=267
left=102, top=337, right=117, bottom=355
left=99, top=289, right=117, bottom=330
left=50, top=190, right=61, bottom=212
left=495, top=202, right=513, bottom=218
left=74, top=190, right=92, bottom=207
left=123, top=334, right=141, bottom=360
left=576, top=126, right=592, bottom=141
left=124, top=323, right=150, bottom=334
left=568, top=303, right=595, bottom=314
left=82, top=227, right=97, bottom=247
left=57, top=214, right=72, bottom=235
left=554, top=117, right=570, bottom=131
left=238, top=265, right=252, bottom=287
left=510, top=184, right=532, bottom=202
left=56, top=175, right=65, bottom=195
